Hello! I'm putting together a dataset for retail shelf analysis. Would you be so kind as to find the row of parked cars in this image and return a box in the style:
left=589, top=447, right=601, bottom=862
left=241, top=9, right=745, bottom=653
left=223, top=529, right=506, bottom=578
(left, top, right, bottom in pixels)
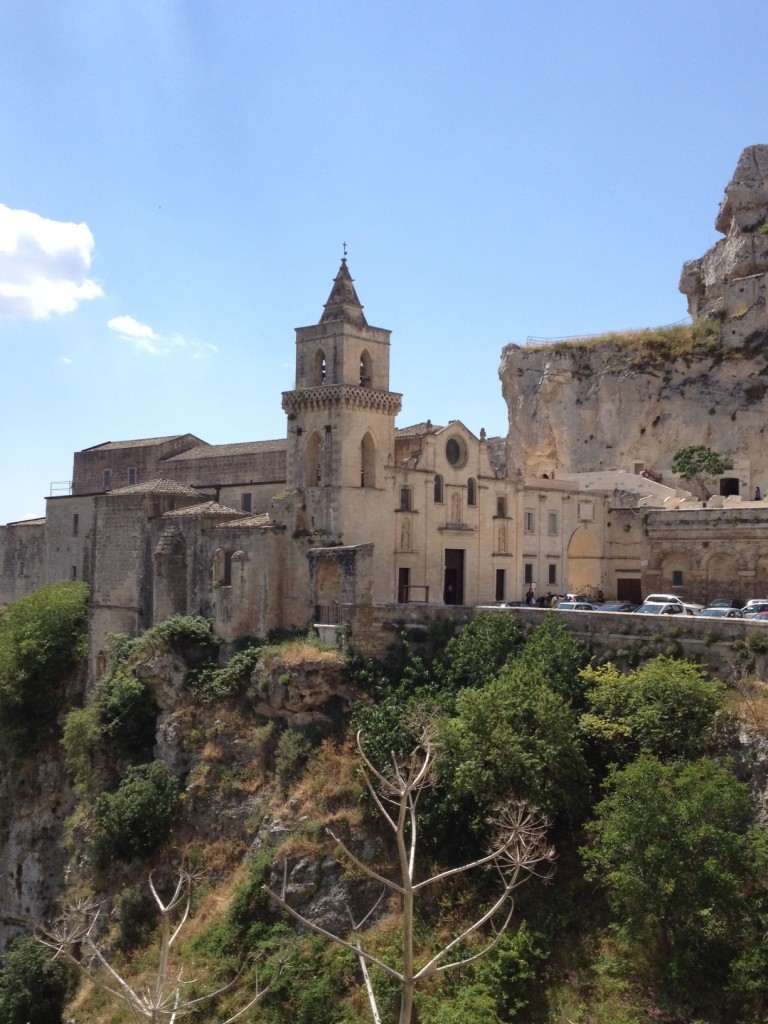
left=555, top=594, right=768, bottom=620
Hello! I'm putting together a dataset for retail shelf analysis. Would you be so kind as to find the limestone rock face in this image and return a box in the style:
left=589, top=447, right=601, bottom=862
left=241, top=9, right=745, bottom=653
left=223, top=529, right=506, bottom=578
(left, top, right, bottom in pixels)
left=499, top=342, right=768, bottom=479
left=0, top=747, right=75, bottom=948
left=680, top=144, right=768, bottom=322
left=250, top=653, right=361, bottom=730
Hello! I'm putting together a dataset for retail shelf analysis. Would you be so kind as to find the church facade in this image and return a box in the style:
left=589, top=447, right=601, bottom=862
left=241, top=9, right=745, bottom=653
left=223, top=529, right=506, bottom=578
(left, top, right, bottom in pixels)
left=1, top=259, right=661, bottom=673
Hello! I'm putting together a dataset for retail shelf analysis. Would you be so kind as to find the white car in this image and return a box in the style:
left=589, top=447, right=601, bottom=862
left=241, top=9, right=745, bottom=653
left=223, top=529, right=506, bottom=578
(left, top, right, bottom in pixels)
left=643, top=593, right=685, bottom=606
left=641, top=594, right=704, bottom=615
left=635, top=602, right=695, bottom=616
left=555, top=601, right=598, bottom=611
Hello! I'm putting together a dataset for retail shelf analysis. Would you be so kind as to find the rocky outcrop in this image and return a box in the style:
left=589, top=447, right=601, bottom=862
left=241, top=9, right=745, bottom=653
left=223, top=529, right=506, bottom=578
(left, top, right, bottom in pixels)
left=680, top=144, right=768, bottom=335
left=501, top=145, right=768, bottom=482
left=0, top=746, right=76, bottom=948
left=250, top=651, right=362, bottom=731
left=499, top=341, right=768, bottom=480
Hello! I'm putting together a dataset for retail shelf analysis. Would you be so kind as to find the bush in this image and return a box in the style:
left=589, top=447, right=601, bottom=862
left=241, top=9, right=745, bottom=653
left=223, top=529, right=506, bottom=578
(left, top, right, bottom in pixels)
left=93, top=761, right=182, bottom=862
left=187, top=642, right=264, bottom=703
left=116, top=884, right=156, bottom=948
left=579, top=656, right=724, bottom=765
left=437, top=612, right=525, bottom=692
left=0, top=935, right=73, bottom=1024
left=139, top=615, right=218, bottom=659
left=98, top=671, right=158, bottom=756
left=583, top=755, right=753, bottom=1001
left=0, top=581, right=88, bottom=751
left=443, top=662, right=590, bottom=823
left=275, top=729, right=312, bottom=791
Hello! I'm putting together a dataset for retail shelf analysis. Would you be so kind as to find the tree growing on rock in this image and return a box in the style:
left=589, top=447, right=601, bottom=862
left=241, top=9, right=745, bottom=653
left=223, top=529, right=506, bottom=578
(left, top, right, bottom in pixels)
left=264, top=726, right=555, bottom=1024
left=671, top=445, right=727, bottom=498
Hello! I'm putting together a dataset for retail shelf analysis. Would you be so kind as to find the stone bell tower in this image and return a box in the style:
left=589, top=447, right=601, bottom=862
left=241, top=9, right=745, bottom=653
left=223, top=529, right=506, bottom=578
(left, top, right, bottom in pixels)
left=282, top=258, right=402, bottom=542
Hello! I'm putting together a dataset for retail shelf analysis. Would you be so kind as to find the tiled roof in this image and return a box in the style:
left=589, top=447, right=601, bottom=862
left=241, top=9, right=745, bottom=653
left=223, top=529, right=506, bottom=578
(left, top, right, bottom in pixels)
left=163, top=440, right=287, bottom=461
left=7, top=517, right=46, bottom=527
left=108, top=480, right=207, bottom=497
left=162, top=500, right=248, bottom=519
left=396, top=421, right=443, bottom=438
left=82, top=435, right=204, bottom=452
left=215, top=511, right=275, bottom=528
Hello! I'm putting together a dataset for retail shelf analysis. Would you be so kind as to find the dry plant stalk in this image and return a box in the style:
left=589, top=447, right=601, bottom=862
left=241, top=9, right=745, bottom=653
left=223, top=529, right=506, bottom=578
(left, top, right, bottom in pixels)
left=264, top=726, right=555, bottom=1024
left=38, top=865, right=284, bottom=1023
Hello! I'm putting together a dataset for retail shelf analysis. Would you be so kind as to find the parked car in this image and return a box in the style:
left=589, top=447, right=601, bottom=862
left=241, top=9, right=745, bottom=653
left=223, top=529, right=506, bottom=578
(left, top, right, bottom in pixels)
left=707, top=598, right=745, bottom=609
left=697, top=607, right=744, bottom=618
left=555, top=601, right=598, bottom=611
left=634, top=602, right=694, bottom=616
left=596, top=601, right=639, bottom=613
left=641, top=595, right=704, bottom=615
left=743, top=601, right=768, bottom=618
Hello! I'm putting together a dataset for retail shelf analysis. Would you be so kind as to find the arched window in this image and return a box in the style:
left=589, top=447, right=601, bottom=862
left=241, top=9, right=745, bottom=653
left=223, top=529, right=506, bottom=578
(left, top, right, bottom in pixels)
left=313, top=349, right=327, bottom=386
left=467, top=477, right=477, bottom=506
left=434, top=473, right=444, bottom=503
left=359, top=349, right=373, bottom=386
left=361, top=432, right=376, bottom=488
left=306, top=432, right=322, bottom=487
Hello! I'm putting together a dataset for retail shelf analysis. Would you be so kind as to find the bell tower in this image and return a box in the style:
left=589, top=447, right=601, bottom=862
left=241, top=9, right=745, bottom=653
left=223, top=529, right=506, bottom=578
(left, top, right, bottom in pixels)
left=282, top=259, right=402, bottom=541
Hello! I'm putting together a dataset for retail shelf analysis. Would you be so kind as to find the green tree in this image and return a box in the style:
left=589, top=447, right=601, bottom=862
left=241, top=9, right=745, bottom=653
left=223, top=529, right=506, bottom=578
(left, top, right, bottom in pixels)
left=444, top=663, right=590, bottom=822
left=583, top=755, right=753, bottom=997
left=579, top=656, right=724, bottom=765
left=512, top=617, right=591, bottom=708
left=0, top=935, right=73, bottom=1024
left=437, top=612, right=525, bottom=691
left=0, top=580, right=88, bottom=753
left=93, top=761, right=182, bottom=862
left=671, top=444, right=727, bottom=498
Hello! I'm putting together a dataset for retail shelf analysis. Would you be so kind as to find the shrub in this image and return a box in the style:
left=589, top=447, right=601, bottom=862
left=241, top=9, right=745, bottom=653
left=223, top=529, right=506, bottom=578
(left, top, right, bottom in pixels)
left=139, top=615, right=218, bottom=659
left=579, top=656, right=724, bottom=765
left=0, top=580, right=88, bottom=751
left=0, top=935, right=73, bottom=1024
left=583, top=755, right=753, bottom=1001
left=116, top=884, right=156, bottom=948
left=437, top=612, right=525, bottom=691
left=93, top=761, right=181, bottom=862
left=275, top=729, right=312, bottom=792
left=98, top=671, right=158, bottom=756
left=187, top=641, right=264, bottom=703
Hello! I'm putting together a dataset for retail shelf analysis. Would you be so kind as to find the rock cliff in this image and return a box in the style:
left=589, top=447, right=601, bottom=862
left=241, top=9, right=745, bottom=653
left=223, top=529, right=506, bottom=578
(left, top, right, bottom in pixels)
left=500, top=145, right=768, bottom=482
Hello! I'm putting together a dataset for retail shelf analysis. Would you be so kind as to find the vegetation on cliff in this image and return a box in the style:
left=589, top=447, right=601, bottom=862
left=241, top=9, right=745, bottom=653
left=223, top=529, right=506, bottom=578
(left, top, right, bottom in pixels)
left=522, top=314, right=725, bottom=369
left=1, top=608, right=768, bottom=1023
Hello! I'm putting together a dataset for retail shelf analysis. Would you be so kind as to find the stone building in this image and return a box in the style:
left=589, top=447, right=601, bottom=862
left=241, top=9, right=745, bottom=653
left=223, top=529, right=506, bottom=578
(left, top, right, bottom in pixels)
left=2, top=257, right=667, bottom=670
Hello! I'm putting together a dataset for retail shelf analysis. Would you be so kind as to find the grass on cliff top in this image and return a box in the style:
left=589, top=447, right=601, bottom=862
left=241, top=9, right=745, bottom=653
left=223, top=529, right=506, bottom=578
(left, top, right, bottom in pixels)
left=524, top=316, right=725, bottom=368
left=260, top=635, right=346, bottom=666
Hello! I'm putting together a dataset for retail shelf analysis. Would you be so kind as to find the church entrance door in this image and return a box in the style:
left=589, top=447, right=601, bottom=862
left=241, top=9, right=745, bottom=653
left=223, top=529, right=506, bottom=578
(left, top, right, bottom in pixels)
left=444, top=549, right=465, bottom=605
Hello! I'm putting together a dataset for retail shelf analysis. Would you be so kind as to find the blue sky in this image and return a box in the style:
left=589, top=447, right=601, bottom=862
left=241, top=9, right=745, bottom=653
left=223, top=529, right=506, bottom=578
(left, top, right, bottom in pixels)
left=1, top=0, right=766, bottom=525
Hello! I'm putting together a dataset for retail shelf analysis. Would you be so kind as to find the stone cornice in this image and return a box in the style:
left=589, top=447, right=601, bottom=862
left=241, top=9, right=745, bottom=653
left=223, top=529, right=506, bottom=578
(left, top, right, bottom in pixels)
left=282, top=385, right=403, bottom=415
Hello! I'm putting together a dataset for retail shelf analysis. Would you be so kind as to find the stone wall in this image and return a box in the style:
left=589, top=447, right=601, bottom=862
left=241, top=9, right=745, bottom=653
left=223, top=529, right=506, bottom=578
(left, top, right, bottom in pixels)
left=0, top=520, right=45, bottom=604
left=643, top=503, right=768, bottom=604
left=345, top=602, right=759, bottom=677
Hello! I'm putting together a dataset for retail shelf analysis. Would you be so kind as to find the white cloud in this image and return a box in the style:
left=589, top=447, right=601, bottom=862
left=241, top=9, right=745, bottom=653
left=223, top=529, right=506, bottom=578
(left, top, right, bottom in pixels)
left=0, top=203, right=103, bottom=318
left=108, top=315, right=218, bottom=358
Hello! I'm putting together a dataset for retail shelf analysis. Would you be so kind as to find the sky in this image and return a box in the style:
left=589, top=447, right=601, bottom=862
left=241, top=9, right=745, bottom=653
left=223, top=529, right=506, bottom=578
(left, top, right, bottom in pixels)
left=1, top=0, right=766, bottom=525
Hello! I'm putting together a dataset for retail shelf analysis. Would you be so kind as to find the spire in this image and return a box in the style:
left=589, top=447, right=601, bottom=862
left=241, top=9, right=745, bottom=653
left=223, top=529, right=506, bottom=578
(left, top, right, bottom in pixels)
left=320, top=257, right=368, bottom=325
